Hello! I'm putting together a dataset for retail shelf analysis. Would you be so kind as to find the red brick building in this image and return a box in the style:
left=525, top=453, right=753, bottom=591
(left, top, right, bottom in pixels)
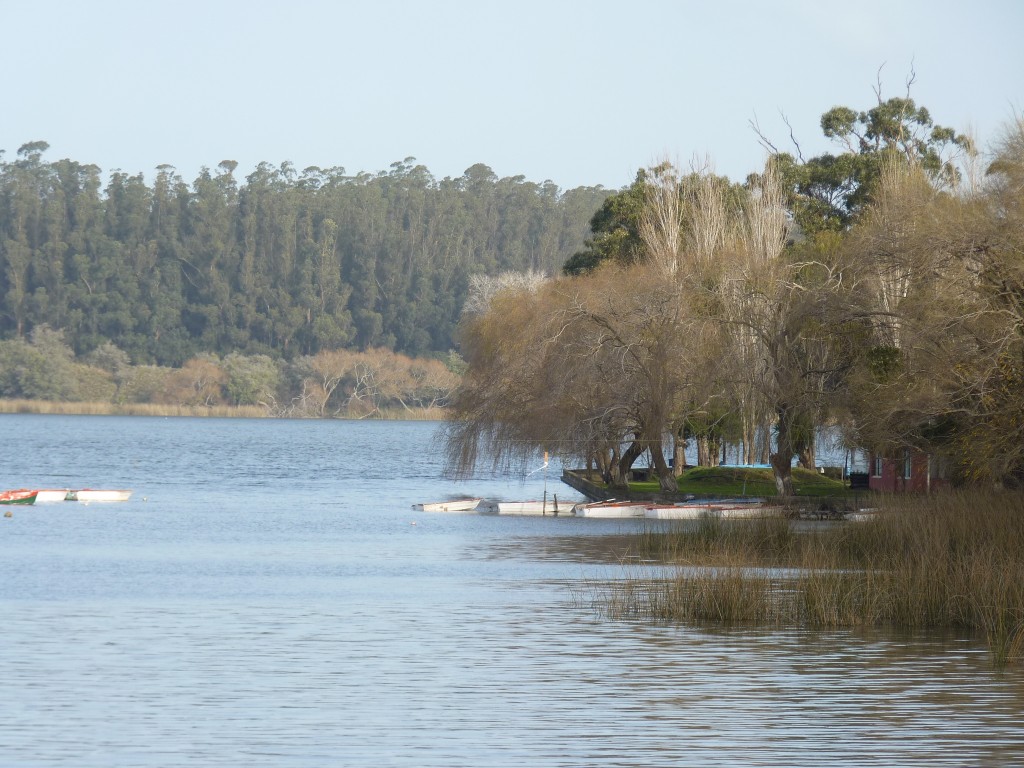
left=867, top=449, right=950, bottom=493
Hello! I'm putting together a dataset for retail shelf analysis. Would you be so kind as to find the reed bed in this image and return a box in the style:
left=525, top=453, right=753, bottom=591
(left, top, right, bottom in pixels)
left=0, top=399, right=448, bottom=420
left=602, top=492, right=1024, bottom=666
left=370, top=406, right=449, bottom=421
left=0, top=400, right=271, bottom=418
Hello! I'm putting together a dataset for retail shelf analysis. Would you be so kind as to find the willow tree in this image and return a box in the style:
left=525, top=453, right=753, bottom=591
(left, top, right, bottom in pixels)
left=551, top=263, right=720, bottom=492
left=442, top=275, right=572, bottom=477
left=444, top=252, right=719, bottom=491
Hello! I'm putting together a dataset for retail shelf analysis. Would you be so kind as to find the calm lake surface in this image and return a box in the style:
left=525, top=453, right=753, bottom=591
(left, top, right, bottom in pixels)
left=1, top=414, right=1021, bottom=767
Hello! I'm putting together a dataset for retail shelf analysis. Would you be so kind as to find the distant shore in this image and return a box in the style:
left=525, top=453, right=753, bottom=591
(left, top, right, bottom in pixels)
left=0, top=399, right=447, bottom=420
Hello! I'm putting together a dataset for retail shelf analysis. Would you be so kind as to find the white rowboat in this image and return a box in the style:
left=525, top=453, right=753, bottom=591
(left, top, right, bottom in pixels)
left=645, top=502, right=781, bottom=520
left=34, top=489, right=73, bottom=503
left=495, top=499, right=574, bottom=515
left=575, top=501, right=648, bottom=518
left=412, top=498, right=483, bottom=512
left=67, top=489, right=133, bottom=502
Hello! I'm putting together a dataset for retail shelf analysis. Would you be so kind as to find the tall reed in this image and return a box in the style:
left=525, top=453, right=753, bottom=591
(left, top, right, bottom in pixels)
left=635, top=515, right=799, bottom=566
left=0, top=399, right=448, bottom=420
left=0, top=399, right=271, bottom=417
left=608, top=492, right=1024, bottom=666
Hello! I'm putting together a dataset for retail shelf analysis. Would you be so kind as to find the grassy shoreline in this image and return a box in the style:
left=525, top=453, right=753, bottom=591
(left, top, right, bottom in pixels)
left=565, top=466, right=854, bottom=505
left=0, top=399, right=448, bottom=420
left=592, top=491, right=1024, bottom=667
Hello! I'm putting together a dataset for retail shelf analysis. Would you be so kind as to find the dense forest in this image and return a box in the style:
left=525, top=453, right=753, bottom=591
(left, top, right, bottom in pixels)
left=0, top=144, right=611, bottom=365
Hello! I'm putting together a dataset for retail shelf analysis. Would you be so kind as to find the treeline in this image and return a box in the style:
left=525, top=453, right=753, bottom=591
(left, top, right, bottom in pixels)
left=0, top=325, right=460, bottom=417
left=0, top=144, right=610, bottom=365
left=445, top=97, right=1024, bottom=491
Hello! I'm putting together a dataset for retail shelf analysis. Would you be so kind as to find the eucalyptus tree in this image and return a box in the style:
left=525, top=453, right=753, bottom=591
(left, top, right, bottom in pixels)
left=89, top=170, right=151, bottom=355
left=0, top=147, right=605, bottom=364
left=562, top=172, right=647, bottom=275
left=239, top=161, right=307, bottom=355
left=760, top=74, right=975, bottom=237
left=0, top=142, right=54, bottom=338
left=146, top=165, right=193, bottom=365
left=304, top=215, right=354, bottom=352
left=180, top=162, right=241, bottom=351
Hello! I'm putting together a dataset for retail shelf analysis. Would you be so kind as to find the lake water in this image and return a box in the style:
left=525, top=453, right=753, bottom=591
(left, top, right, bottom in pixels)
left=1, top=414, right=1021, bottom=767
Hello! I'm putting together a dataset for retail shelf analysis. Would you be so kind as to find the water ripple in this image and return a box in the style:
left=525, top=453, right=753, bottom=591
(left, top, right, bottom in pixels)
left=1, top=416, right=1022, bottom=766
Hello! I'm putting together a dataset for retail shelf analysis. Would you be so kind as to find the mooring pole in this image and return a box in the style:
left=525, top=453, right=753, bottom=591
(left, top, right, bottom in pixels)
left=543, top=450, right=548, bottom=515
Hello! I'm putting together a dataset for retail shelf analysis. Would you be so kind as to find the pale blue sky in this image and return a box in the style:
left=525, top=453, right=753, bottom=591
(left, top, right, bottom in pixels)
left=3, top=0, right=1022, bottom=189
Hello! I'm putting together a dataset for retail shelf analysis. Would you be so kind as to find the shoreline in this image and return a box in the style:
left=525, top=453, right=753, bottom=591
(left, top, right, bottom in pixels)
left=0, top=399, right=447, bottom=421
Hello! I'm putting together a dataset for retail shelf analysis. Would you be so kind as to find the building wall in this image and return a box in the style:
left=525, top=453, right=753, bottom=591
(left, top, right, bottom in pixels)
left=868, top=451, right=949, bottom=493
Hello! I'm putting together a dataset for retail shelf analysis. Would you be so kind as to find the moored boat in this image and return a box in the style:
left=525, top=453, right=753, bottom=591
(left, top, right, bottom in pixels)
left=719, top=504, right=782, bottom=519
left=0, top=489, right=38, bottom=505
left=575, top=501, right=647, bottom=518
left=67, top=489, right=133, bottom=502
left=495, top=498, right=574, bottom=515
left=845, top=508, right=880, bottom=522
left=643, top=503, right=715, bottom=519
left=34, top=489, right=73, bottom=503
left=645, top=499, right=781, bottom=520
left=412, top=498, right=483, bottom=512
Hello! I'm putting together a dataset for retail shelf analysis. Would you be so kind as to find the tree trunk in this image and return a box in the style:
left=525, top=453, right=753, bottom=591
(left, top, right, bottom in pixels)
left=598, top=446, right=619, bottom=486
left=615, top=440, right=645, bottom=489
left=743, top=417, right=756, bottom=465
left=757, top=422, right=772, bottom=465
left=770, top=406, right=795, bottom=497
left=696, top=435, right=723, bottom=466
left=795, top=418, right=817, bottom=469
left=707, top=434, right=721, bottom=467
left=673, top=428, right=686, bottom=478
left=798, top=442, right=816, bottom=470
left=648, top=434, right=677, bottom=493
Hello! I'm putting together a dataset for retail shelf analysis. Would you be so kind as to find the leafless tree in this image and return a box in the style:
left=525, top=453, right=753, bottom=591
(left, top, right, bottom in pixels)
left=461, top=269, right=549, bottom=317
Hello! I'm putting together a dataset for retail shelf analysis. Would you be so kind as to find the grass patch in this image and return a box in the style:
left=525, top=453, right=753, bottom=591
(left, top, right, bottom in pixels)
left=597, top=491, right=1024, bottom=667
left=624, top=466, right=850, bottom=498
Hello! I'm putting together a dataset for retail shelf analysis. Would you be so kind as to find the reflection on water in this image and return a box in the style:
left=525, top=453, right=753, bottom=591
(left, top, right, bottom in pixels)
left=1, top=415, right=1022, bottom=767
left=479, top=532, right=643, bottom=564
